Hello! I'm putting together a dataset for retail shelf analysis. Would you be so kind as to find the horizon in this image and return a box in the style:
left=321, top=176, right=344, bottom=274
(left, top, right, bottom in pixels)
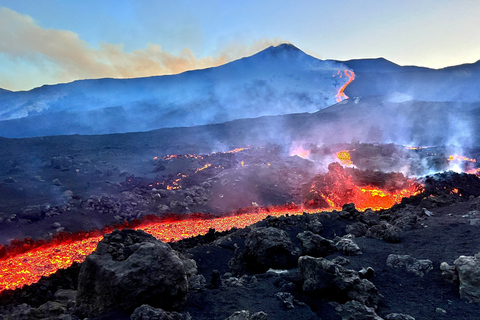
left=1, top=1, right=480, bottom=91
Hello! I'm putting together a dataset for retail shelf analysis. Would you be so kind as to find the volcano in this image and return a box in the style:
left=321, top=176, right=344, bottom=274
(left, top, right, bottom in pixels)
left=1, top=43, right=480, bottom=319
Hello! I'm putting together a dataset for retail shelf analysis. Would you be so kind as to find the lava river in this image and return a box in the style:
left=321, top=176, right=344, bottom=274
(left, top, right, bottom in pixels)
left=0, top=177, right=421, bottom=293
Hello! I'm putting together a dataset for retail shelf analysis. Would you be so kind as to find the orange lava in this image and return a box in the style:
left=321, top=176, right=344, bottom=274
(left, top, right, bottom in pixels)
left=0, top=206, right=314, bottom=293
left=448, top=155, right=477, bottom=163
left=335, top=70, right=355, bottom=102
left=307, top=163, right=423, bottom=211
left=336, top=150, right=353, bottom=166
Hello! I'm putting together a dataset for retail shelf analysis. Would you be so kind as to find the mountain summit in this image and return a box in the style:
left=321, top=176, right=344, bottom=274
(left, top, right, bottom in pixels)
left=0, top=44, right=350, bottom=138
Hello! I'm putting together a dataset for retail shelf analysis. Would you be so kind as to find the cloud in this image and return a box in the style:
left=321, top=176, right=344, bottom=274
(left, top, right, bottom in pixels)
left=0, top=7, right=285, bottom=91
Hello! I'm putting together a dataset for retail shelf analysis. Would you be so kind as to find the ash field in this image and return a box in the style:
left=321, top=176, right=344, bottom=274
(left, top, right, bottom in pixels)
left=1, top=44, right=480, bottom=319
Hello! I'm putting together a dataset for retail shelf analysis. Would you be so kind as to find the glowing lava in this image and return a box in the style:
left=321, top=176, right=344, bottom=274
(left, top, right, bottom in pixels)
left=335, top=70, right=355, bottom=102
left=336, top=150, right=353, bottom=166
left=0, top=206, right=309, bottom=293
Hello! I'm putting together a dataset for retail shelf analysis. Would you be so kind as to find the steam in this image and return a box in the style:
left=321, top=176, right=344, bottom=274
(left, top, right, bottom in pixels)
left=0, top=7, right=285, bottom=91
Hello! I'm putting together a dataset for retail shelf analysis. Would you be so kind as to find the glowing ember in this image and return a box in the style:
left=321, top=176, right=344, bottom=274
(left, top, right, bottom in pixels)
left=336, top=150, right=353, bottom=166
left=334, top=70, right=355, bottom=102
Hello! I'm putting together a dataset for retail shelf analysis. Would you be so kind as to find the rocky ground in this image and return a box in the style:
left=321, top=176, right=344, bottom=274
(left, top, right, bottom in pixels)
left=1, top=172, right=480, bottom=319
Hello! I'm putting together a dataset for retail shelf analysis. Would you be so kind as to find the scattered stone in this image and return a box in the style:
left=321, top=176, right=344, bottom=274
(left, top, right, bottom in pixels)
left=346, top=222, right=368, bottom=237
left=225, top=310, right=250, bottom=320
left=386, top=254, right=433, bottom=277
left=76, top=229, right=192, bottom=317
left=307, top=217, right=324, bottom=234
left=332, top=256, right=351, bottom=266
left=299, top=256, right=380, bottom=308
left=52, top=179, right=62, bottom=186
left=359, top=267, right=375, bottom=280
left=242, top=227, right=299, bottom=273
left=130, top=305, right=192, bottom=320
left=335, top=300, right=383, bottom=320
left=51, top=222, right=62, bottom=229
left=275, top=292, right=295, bottom=309
left=211, top=270, right=222, bottom=288
left=454, top=253, right=480, bottom=303
left=334, top=234, right=362, bottom=255
left=440, top=262, right=458, bottom=283
left=366, top=222, right=403, bottom=243
left=296, top=231, right=337, bottom=257
left=435, top=307, right=447, bottom=315
left=384, top=313, right=416, bottom=320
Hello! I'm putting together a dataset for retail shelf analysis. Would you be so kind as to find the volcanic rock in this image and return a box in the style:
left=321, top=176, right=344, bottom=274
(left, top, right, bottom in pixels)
left=439, top=261, right=458, bottom=283
left=384, top=313, right=416, bottom=320
left=224, top=310, right=268, bottom=320
left=345, top=222, right=368, bottom=237
left=386, top=254, right=433, bottom=277
left=130, top=304, right=192, bottom=320
left=453, top=253, right=480, bottom=303
left=334, top=234, right=362, bottom=255
left=366, top=222, right=403, bottom=243
left=238, top=227, right=299, bottom=273
left=296, top=231, right=337, bottom=257
left=335, top=300, right=383, bottom=320
left=299, top=256, right=380, bottom=308
left=76, top=229, right=192, bottom=317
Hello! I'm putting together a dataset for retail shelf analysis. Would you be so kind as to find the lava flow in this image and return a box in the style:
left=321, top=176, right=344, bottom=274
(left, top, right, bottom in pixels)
left=0, top=205, right=307, bottom=293
left=335, top=70, right=355, bottom=102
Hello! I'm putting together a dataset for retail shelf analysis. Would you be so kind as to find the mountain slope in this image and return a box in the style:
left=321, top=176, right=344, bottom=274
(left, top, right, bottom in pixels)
left=0, top=44, right=350, bottom=138
left=343, top=58, right=480, bottom=102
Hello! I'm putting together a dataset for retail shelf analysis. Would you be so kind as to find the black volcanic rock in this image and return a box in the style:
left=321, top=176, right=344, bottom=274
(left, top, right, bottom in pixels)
left=76, top=229, right=193, bottom=317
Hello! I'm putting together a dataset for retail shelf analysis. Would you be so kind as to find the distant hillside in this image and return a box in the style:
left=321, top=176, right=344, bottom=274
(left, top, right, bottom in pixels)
left=342, top=58, right=480, bottom=102
left=0, top=44, right=350, bottom=138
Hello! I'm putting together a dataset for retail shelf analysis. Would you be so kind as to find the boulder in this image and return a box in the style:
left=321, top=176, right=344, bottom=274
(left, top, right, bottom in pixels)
left=366, top=222, right=403, bottom=243
left=384, top=313, right=416, bottom=320
left=334, top=234, right=362, bottom=255
left=242, top=227, right=299, bottom=273
left=296, top=231, right=337, bottom=257
left=130, top=305, right=192, bottom=320
left=76, top=229, right=192, bottom=317
left=299, top=256, right=380, bottom=308
left=335, top=300, right=383, bottom=320
left=224, top=310, right=268, bottom=320
left=386, top=254, right=433, bottom=277
left=454, top=253, right=480, bottom=303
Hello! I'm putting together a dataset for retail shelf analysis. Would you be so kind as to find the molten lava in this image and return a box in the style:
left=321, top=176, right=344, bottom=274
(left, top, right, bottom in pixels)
left=335, top=70, right=355, bottom=102
left=0, top=205, right=308, bottom=293
left=305, top=163, right=422, bottom=211
left=336, top=150, right=353, bottom=166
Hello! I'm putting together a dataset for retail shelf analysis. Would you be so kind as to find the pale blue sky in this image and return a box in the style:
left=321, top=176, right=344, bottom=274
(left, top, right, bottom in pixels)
left=1, top=0, right=480, bottom=91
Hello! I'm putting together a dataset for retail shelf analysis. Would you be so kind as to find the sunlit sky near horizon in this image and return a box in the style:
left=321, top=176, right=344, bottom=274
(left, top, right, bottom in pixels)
left=1, top=0, right=480, bottom=91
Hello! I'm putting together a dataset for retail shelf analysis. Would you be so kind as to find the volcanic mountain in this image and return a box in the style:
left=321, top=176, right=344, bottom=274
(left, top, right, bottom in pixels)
left=0, top=44, right=349, bottom=138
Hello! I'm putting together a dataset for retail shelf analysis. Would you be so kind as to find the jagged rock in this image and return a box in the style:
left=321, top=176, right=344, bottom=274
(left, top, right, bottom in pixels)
left=296, top=231, right=337, bottom=257
left=386, top=254, right=433, bottom=277
left=345, top=222, right=368, bottom=237
left=359, top=267, right=375, bottom=280
left=29, top=301, right=67, bottom=319
left=224, top=310, right=250, bottom=320
left=130, top=305, right=192, bottom=320
left=299, top=256, right=380, bottom=308
left=335, top=300, right=383, bottom=320
left=307, top=217, right=324, bottom=234
left=52, top=179, right=62, bottom=186
left=275, top=292, right=295, bottom=309
left=210, top=270, right=222, bottom=288
left=223, top=310, right=268, bottom=320
left=384, top=313, right=415, bottom=320
left=334, top=234, right=362, bottom=255
left=18, top=205, right=45, bottom=222
left=242, top=227, right=299, bottom=273
left=76, top=229, right=192, bottom=317
left=440, top=262, right=458, bottom=283
left=454, top=253, right=480, bottom=303
left=360, top=210, right=380, bottom=226
left=366, top=222, right=403, bottom=243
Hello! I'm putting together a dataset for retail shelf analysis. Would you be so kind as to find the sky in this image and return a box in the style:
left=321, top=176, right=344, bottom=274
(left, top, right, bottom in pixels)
left=1, top=0, right=480, bottom=91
